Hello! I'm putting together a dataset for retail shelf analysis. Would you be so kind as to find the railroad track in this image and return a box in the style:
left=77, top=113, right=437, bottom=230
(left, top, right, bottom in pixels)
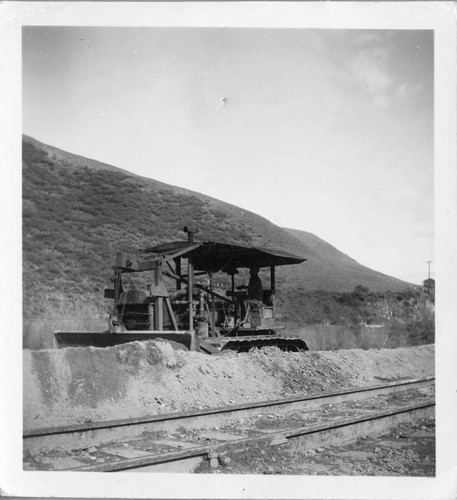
left=24, top=376, right=434, bottom=473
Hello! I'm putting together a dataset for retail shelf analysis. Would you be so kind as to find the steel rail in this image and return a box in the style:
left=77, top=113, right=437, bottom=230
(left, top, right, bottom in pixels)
left=23, top=376, right=434, bottom=456
left=69, top=399, right=435, bottom=472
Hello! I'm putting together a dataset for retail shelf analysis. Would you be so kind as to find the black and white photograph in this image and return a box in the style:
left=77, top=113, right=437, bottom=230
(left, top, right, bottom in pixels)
left=0, top=2, right=456, bottom=499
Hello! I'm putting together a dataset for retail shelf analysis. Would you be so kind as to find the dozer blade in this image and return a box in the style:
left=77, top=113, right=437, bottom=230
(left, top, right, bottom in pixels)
left=54, top=331, right=197, bottom=351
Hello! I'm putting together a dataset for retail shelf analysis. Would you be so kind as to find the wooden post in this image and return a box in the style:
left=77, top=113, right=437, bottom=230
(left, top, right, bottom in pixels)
left=155, top=297, right=163, bottom=330
left=176, top=258, right=182, bottom=290
left=187, top=257, right=194, bottom=331
left=165, top=298, right=179, bottom=331
left=209, top=272, right=216, bottom=337
left=148, top=303, right=154, bottom=330
left=270, top=265, right=276, bottom=318
left=270, top=265, right=276, bottom=295
left=153, top=260, right=164, bottom=330
left=184, top=226, right=198, bottom=332
left=154, top=260, right=162, bottom=286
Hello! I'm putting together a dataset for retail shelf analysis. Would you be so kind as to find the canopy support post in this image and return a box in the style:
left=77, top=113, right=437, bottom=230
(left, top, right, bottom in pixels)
left=209, top=272, right=217, bottom=337
left=187, top=258, right=194, bottom=332
left=270, top=265, right=276, bottom=295
left=175, top=258, right=182, bottom=290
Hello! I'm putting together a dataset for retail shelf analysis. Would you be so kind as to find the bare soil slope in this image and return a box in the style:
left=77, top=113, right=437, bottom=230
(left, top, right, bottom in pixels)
left=24, top=341, right=434, bottom=431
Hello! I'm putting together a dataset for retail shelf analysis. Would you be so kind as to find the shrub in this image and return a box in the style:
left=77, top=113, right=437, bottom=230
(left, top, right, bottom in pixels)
left=354, top=285, right=369, bottom=297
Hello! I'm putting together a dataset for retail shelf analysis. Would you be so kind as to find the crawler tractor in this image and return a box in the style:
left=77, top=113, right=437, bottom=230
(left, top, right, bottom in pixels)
left=55, top=227, right=309, bottom=353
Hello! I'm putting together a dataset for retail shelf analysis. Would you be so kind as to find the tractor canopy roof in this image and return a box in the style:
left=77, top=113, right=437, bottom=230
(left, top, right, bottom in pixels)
left=140, top=240, right=306, bottom=274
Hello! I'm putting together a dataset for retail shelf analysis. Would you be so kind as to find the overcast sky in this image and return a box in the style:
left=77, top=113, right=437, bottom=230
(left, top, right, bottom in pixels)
left=23, top=27, right=434, bottom=285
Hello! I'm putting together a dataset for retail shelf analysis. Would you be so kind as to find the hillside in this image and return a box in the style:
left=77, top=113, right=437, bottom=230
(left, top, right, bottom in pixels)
left=22, top=135, right=419, bottom=346
left=283, top=228, right=407, bottom=292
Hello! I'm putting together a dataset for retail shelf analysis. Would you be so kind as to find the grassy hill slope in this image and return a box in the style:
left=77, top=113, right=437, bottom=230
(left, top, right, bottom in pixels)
left=22, top=135, right=416, bottom=345
left=283, top=228, right=408, bottom=292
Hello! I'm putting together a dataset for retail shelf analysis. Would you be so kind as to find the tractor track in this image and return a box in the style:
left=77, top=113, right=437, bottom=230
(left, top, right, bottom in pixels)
left=24, top=377, right=434, bottom=473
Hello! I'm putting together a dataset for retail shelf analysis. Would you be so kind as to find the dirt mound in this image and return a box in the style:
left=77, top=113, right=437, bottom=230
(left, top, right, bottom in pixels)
left=23, top=342, right=434, bottom=431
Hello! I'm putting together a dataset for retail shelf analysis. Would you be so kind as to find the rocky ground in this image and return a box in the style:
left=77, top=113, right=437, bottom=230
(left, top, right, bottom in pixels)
left=23, top=341, right=435, bottom=477
left=24, top=342, right=434, bottom=431
left=24, top=387, right=435, bottom=476
left=197, top=417, right=435, bottom=477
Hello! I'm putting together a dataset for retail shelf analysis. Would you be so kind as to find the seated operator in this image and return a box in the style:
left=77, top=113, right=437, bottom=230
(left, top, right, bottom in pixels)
left=238, top=267, right=263, bottom=311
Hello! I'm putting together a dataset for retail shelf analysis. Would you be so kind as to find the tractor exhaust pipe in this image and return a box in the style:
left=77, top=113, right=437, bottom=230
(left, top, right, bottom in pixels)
left=183, top=225, right=199, bottom=243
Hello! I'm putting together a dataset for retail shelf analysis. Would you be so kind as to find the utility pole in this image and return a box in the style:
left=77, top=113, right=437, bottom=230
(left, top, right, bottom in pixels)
left=425, top=260, right=432, bottom=279
left=425, top=260, right=433, bottom=294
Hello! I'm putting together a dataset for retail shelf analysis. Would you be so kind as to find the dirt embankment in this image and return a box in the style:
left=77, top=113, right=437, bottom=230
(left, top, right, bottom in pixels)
left=23, top=342, right=434, bottom=431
